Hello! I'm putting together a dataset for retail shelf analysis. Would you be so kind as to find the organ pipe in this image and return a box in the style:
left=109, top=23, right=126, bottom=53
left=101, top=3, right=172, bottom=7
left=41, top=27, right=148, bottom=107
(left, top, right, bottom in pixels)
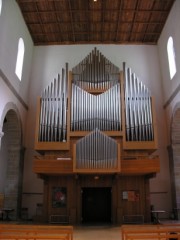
left=38, top=64, right=68, bottom=142
left=70, top=83, right=121, bottom=131
left=123, top=62, right=154, bottom=142
left=75, top=128, right=118, bottom=169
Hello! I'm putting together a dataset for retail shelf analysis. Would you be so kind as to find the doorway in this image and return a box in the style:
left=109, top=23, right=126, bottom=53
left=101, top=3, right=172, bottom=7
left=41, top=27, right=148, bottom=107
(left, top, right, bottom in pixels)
left=82, top=187, right=111, bottom=224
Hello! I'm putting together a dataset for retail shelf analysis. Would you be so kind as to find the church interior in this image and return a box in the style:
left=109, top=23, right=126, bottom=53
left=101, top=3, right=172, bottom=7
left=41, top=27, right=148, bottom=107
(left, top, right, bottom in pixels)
left=0, top=0, right=180, bottom=234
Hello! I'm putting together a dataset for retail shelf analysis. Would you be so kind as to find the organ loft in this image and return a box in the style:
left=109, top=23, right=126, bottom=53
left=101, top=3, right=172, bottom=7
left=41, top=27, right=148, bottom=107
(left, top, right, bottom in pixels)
left=33, top=48, right=160, bottom=224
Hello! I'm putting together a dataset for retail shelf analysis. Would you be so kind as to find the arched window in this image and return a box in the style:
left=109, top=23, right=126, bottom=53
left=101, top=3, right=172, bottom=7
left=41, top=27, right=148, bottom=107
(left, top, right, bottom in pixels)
left=0, top=0, right=2, bottom=15
left=15, top=38, right=25, bottom=81
left=167, top=36, right=176, bottom=79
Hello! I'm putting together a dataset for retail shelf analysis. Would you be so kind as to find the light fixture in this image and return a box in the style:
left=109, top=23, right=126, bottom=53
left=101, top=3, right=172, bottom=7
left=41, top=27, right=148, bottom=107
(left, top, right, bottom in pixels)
left=94, top=176, right=99, bottom=180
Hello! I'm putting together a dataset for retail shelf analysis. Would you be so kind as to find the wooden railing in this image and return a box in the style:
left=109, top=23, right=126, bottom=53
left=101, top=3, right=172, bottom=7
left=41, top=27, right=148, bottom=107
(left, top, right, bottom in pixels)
left=121, top=156, right=160, bottom=174
left=121, top=224, right=180, bottom=240
left=33, top=158, right=73, bottom=175
left=0, top=224, right=73, bottom=240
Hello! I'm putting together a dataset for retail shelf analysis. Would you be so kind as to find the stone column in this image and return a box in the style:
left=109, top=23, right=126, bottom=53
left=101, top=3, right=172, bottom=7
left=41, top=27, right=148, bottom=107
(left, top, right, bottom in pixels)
left=0, top=130, right=4, bottom=149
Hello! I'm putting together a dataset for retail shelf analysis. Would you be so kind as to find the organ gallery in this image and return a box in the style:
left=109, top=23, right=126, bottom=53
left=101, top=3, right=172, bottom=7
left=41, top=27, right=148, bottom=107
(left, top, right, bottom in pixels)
left=33, top=48, right=160, bottom=224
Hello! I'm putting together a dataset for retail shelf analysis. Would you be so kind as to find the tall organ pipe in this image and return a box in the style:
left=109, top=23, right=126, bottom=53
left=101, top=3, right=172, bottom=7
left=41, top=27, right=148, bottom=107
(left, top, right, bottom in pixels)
left=123, top=62, right=154, bottom=141
left=70, top=83, right=121, bottom=131
left=38, top=65, right=68, bottom=142
left=75, top=129, right=118, bottom=169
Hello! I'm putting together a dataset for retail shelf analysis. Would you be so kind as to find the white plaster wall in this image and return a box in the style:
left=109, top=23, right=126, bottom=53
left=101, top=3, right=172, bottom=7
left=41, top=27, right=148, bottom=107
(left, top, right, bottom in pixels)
left=158, top=0, right=180, bottom=143
left=0, top=0, right=33, bottom=144
left=0, top=0, right=34, bottom=104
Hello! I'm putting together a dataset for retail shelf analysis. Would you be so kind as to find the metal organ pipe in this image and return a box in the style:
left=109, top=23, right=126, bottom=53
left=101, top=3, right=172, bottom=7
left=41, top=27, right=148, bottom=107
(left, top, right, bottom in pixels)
left=72, top=47, right=120, bottom=92
left=70, top=84, right=121, bottom=132
left=123, top=62, right=154, bottom=141
left=71, top=50, right=121, bottom=132
left=75, top=129, right=118, bottom=170
left=38, top=65, right=68, bottom=142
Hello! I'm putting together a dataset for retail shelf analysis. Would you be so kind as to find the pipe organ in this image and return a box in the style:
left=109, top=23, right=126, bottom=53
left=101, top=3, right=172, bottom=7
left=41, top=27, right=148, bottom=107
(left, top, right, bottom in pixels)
left=35, top=47, right=158, bottom=171
left=33, top=48, right=160, bottom=224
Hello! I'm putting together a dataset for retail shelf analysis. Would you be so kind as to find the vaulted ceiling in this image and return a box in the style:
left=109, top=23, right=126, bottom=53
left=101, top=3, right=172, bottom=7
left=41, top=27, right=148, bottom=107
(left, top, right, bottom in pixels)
left=16, top=0, right=175, bottom=46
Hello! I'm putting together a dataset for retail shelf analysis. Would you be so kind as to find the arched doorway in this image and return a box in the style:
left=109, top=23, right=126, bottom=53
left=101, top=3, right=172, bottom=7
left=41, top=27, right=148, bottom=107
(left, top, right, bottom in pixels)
left=170, top=104, right=180, bottom=219
left=0, top=105, right=23, bottom=220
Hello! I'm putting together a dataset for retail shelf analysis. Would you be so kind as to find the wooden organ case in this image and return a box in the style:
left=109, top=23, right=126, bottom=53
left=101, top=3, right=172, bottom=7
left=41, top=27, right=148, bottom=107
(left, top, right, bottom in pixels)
left=33, top=48, right=160, bottom=224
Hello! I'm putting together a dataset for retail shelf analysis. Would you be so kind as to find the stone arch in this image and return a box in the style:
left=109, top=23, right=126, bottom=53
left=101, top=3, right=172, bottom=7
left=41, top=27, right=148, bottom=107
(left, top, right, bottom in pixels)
left=0, top=102, right=23, bottom=220
left=0, top=102, right=22, bottom=133
left=169, top=102, right=180, bottom=218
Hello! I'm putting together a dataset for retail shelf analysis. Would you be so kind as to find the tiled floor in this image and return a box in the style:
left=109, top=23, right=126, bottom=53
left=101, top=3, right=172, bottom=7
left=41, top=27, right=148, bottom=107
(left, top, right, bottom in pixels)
left=74, top=225, right=121, bottom=240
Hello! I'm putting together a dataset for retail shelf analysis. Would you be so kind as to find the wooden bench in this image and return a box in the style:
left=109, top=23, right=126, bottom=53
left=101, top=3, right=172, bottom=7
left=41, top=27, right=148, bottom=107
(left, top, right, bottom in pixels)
left=0, top=223, right=73, bottom=240
left=121, top=224, right=180, bottom=240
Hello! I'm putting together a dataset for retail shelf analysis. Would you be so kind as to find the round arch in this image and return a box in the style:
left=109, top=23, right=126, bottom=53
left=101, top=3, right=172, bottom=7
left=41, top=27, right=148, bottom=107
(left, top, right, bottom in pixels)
left=0, top=102, right=22, bottom=132
left=0, top=102, right=23, bottom=220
